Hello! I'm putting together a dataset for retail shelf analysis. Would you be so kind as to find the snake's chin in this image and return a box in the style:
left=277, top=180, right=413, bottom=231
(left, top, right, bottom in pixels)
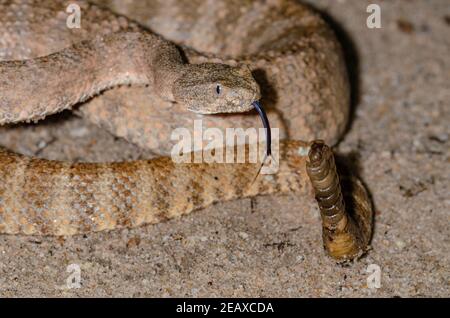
left=187, top=103, right=255, bottom=115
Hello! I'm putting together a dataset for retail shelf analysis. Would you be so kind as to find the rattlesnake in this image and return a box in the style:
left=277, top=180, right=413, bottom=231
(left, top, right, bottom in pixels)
left=0, top=0, right=372, bottom=262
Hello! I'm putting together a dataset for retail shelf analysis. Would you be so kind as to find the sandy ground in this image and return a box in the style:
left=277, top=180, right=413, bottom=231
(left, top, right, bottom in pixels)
left=0, top=0, right=448, bottom=297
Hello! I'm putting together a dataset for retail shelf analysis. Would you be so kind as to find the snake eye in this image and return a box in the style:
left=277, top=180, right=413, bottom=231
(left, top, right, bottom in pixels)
left=216, top=84, right=221, bottom=95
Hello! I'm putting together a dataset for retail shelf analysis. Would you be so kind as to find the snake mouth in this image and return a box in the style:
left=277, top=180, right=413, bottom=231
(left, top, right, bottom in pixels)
left=187, top=99, right=255, bottom=114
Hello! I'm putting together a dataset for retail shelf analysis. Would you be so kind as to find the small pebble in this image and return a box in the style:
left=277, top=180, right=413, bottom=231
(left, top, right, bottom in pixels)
left=395, top=240, right=406, bottom=250
left=239, top=232, right=249, bottom=240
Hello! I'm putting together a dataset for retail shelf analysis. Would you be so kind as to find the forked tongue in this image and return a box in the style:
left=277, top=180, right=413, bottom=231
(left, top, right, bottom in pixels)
left=252, top=100, right=272, bottom=157
left=251, top=101, right=275, bottom=182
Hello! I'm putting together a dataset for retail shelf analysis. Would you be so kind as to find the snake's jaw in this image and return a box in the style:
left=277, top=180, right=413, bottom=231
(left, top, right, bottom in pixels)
left=186, top=101, right=254, bottom=114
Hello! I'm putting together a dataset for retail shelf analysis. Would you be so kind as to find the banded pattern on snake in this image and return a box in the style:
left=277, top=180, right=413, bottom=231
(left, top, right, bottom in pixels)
left=0, top=0, right=372, bottom=262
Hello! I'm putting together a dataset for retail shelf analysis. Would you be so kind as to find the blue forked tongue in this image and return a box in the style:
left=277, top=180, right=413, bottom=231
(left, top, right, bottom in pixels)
left=252, top=100, right=272, bottom=157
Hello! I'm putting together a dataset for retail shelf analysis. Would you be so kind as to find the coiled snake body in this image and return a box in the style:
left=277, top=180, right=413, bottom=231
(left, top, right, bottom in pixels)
left=0, top=0, right=372, bottom=262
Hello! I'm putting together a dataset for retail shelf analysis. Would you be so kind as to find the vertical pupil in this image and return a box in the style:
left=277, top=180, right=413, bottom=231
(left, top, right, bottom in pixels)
left=216, top=85, right=221, bottom=95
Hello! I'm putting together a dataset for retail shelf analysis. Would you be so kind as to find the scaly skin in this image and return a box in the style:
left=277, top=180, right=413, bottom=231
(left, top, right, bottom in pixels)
left=0, top=140, right=373, bottom=262
left=0, top=1, right=371, bottom=261
left=0, top=0, right=349, bottom=153
left=0, top=141, right=311, bottom=236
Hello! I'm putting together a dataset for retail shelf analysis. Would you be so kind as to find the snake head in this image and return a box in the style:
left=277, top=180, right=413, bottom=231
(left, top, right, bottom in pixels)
left=173, top=63, right=260, bottom=114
